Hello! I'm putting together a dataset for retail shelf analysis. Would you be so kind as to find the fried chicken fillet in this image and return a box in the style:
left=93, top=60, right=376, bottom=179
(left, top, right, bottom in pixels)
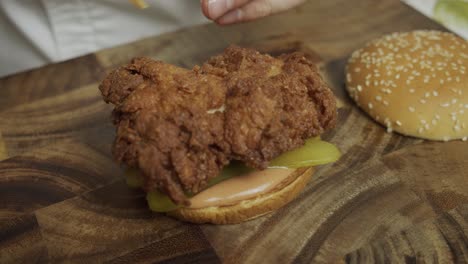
left=99, top=46, right=337, bottom=204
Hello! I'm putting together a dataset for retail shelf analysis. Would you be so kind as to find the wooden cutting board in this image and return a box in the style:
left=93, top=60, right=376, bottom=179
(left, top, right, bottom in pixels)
left=1, top=0, right=467, bottom=263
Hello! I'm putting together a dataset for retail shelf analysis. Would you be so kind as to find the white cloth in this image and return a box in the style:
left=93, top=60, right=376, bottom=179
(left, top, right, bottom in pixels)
left=0, top=0, right=209, bottom=77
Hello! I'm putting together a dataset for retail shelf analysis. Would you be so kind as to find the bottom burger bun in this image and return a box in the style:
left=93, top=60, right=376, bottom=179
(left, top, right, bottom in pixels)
left=167, top=167, right=314, bottom=224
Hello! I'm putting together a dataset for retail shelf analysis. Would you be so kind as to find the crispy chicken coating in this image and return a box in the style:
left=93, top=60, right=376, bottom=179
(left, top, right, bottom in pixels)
left=99, top=46, right=336, bottom=204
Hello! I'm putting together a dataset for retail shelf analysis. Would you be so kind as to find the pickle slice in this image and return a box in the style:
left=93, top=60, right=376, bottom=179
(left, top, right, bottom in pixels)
left=269, top=138, right=341, bottom=168
left=125, top=168, right=144, bottom=188
left=147, top=190, right=180, bottom=212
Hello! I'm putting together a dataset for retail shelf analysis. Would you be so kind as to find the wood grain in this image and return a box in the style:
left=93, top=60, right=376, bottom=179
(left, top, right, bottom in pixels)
left=0, top=54, right=105, bottom=112
left=344, top=204, right=468, bottom=263
left=0, top=0, right=466, bottom=263
left=0, top=84, right=111, bottom=157
left=0, top=131, right=6, bottom=161
left=34, top=180, right=219, bottom=263
left=383, top=141, right=468, bottom=214
left=0, top=214, right=47, bottom=263
left=0, top=140, right=119, bottom=220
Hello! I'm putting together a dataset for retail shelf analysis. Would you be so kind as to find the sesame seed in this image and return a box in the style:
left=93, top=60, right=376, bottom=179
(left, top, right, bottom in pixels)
left=355, top=68, right=361, bottom=72
left=465, top=104, right=468, bottom=109
left=357, top=85, right=363, bottom=92
left=383, top=101, right=389, bottom=106
left=420, top=99, right=427, bottom=104
left=440, top=103, right=450, bottom=108
left=462, top=137, right=467, bottom=142
left=421, top=119, right=427, bottom=124
left=368, top=103, right=373, bottom=109
left=452, top=116, right=457, bottom=121
left=387, top=127, right=393, bottom=133
left=435, top=114, right=441, bottom=120
left=425, top=92, right=430, bottom=98
left=443, top=136, right=450, bottom=142
left=376, top=96, right=382, bottom=101
left=409, top=89, right=415, bottom=93
left=432, top=119, right=437, bottom=125
left=396, top=120, right=402, bottom=126
left=418, top=128, right=424, bottom=134
left=452, top=99, right=458, bottom=104
left=409, top=106, right=415, bottom=112
left=424, top=124, right=430, bottom=130
left=347, top=74, right=352, bottom=82
left=453, top=125, right=461, bottom=131
left=433, top=91, right=439, bottom=96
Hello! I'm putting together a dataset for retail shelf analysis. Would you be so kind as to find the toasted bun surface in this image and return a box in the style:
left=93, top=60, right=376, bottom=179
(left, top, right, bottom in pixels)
left=346, top=30, right=468, bottom=141
left=168, top=167, right=314, bottom=224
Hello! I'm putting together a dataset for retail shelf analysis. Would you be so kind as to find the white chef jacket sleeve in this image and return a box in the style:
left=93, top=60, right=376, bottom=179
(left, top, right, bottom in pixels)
left=0, top=0, right=208, bottom=77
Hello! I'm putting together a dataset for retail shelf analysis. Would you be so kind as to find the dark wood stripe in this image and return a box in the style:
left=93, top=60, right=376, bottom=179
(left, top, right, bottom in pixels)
left=293, top=178, right=403, bottom=263
left=33, top=187, right=212, bottom=263
left=0, top=214, right=47, bottom=263
left=156, top=249, right=220, bottom=264
left=344, top=204, right=468, bottom=263
left=0, top=141, right=119, bottom=219
left=0, top=84, right=111, bottom=157
left=0, top=54, right=105, bottom=112
left=383, top=141, right=468, bottom=214
left=106, top=228, right=220, bottom=264
left=0, top=132, right=6, bottom=161
left=80, top=180, right=154, bottom=220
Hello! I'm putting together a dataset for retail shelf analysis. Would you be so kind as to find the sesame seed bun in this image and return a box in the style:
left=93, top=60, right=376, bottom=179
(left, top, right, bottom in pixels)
left=346, top=30, right=468, bottom=141
left=168, top=167, right=314, bottom=224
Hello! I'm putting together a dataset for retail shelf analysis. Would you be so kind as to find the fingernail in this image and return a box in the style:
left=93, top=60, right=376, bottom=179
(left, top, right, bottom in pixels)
left=208, top=0, right=231, bottom=19
left=217, top=8, right=243, bottom=24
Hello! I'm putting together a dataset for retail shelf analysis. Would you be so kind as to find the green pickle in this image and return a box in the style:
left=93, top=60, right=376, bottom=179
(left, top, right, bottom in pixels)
left=128, top=138, right=341, bottom=212
left=125, top=168, right=144, bottom=188
left=269, top=138, right=341, bottom=168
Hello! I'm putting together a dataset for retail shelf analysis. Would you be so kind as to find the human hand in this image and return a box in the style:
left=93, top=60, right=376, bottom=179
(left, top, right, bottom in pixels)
left=200, top=0, right=307, bottom=25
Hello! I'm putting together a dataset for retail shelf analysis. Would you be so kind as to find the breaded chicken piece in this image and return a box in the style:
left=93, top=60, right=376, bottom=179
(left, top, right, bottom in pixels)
left=99, top=46, right=336, bottom=204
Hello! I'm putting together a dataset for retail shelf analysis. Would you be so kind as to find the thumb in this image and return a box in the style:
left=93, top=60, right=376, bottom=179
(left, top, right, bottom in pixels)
left=216, top=0, right=306, bottom=25
left=200, top=0, right=251, bottom=20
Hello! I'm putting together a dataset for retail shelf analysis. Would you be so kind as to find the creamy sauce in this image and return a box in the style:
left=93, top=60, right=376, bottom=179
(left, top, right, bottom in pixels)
left=188, top=168, right=294, bottom=209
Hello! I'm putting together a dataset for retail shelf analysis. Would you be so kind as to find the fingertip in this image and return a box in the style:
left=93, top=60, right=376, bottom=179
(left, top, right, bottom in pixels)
left=216, top=8, right=243, bottom=25
left=200, top=0, right=210, bottom=19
